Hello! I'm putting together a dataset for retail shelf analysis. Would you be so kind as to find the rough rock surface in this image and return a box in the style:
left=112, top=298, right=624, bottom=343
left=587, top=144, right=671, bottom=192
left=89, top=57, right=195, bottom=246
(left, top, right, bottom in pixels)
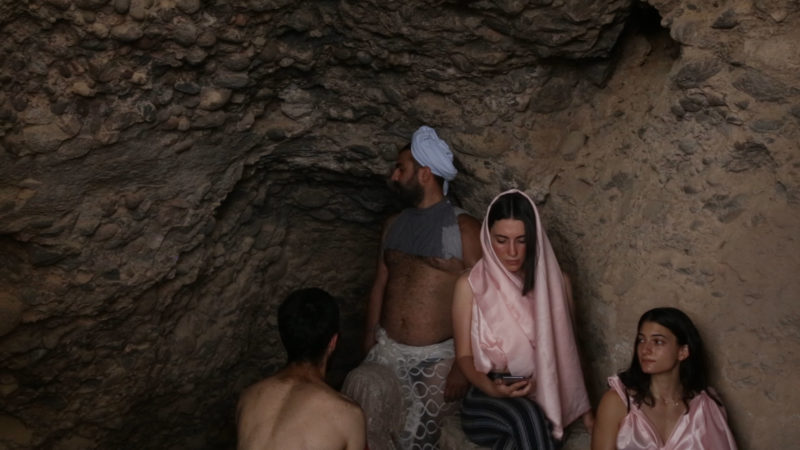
left=0, top=0, right=797, bottom=448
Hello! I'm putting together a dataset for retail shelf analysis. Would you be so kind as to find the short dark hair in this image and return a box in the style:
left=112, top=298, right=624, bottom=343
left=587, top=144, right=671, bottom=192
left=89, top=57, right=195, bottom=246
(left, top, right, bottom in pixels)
left=619, top=307, right=712, bottom=408
left=278, top=288, right=340, bottom=365
left=487, top=192, right=538, bottom=295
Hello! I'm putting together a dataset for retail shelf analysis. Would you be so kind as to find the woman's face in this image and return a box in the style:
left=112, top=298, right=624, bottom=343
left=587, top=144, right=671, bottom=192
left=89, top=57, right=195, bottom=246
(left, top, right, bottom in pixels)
left=489, top=218, right=526, bottom=273
left=636, top=321, right=689, bottom=375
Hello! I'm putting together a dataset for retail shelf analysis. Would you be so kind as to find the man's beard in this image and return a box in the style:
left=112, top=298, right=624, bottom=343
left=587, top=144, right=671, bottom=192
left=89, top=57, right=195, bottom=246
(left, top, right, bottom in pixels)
left=389, top=179, right=424, bottom=207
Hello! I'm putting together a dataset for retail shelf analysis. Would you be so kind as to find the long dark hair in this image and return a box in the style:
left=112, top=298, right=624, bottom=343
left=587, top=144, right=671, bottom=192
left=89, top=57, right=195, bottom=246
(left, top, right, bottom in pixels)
left=618, top=307, right=713, bottom=409
left=487, top=192, right=537, bottom=295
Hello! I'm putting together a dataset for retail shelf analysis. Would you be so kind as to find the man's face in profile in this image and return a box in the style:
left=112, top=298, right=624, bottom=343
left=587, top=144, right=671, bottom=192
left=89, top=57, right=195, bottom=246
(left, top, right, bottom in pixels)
left=388, top=149, right=424, bottom=206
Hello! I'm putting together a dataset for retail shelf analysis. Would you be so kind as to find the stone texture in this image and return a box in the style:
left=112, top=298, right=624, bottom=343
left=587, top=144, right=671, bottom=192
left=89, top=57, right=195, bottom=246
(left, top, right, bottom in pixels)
left=0, top=294, right=23, bottom=337
left=0, top=0, right=798, bottom=449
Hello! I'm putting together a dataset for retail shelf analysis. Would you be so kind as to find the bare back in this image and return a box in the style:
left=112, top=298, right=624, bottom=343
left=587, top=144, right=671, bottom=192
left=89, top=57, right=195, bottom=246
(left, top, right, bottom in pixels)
left=237, top=373, right=365, bottom=450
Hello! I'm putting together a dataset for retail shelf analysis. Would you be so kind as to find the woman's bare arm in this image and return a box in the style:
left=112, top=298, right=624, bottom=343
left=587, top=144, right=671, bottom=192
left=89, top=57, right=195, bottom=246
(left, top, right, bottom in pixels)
left=591, top=389, right=627, bottom=450
left=452, top=273, right=531, bottom=398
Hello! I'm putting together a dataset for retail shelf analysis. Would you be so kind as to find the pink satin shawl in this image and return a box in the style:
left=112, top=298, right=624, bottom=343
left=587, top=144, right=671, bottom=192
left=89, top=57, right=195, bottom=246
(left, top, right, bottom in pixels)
left=468, top=189, right=590, bottom=439
left=609, top=376, right=738, bottom=450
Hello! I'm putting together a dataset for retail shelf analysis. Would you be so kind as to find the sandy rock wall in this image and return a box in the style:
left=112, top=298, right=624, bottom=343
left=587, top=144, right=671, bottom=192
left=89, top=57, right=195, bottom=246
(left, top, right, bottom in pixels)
left=0, top=0, right=797, bottom=448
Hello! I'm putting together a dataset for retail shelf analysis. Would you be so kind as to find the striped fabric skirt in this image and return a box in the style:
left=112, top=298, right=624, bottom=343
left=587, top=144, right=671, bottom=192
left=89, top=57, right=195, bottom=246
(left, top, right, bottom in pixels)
left=460, top=386, right=558, bottom=450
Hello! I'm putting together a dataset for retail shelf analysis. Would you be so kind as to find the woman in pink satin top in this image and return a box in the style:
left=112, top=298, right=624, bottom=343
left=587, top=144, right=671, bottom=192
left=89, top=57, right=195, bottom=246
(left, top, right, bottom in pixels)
left=591, top=307, right=738, bottom=450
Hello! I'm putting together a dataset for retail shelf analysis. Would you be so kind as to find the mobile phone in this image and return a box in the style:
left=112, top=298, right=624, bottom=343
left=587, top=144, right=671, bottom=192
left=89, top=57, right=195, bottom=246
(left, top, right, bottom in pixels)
left=501, top=375, right=527, bottom=385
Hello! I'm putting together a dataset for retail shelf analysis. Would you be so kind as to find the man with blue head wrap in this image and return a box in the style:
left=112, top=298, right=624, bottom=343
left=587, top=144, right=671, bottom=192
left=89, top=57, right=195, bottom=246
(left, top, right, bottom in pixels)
left=343, top=125, right=482, bottom=450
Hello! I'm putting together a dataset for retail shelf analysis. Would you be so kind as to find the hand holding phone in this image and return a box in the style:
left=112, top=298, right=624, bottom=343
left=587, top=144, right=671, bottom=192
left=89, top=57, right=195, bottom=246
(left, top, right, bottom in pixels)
left=491, top=374, right=533, bottom=398
left=500, top=375, right=528, bottom=385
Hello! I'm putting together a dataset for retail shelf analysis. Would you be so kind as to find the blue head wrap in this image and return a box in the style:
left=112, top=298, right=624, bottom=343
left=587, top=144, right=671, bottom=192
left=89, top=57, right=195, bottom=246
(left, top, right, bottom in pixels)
left=410, top=126, right=458, bottom=195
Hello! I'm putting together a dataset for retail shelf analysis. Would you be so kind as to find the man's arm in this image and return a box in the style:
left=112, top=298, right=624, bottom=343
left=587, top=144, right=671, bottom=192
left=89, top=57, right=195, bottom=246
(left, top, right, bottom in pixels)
left=363, top=217, right=394, bottom=354
left=457, top=214, right=482, bottom=267
left=363, top=252, right=387, bottom=354
left=444, top=353, right=469, bottom=401
left=443, top=213, right=483, bottom=400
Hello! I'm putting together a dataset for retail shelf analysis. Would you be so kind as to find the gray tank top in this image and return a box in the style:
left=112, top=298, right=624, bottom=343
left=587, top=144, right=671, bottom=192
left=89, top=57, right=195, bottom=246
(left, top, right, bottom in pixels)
left=383, top=199, right=465, bottom=260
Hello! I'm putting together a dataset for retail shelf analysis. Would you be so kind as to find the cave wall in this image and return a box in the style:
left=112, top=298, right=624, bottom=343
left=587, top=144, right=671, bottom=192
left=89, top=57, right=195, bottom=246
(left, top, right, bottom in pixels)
left=0, top=0, right=798, bottom=448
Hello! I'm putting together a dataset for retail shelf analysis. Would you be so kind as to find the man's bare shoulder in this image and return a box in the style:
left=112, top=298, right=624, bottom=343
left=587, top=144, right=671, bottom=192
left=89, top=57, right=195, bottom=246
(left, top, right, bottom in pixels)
left=239, top=374, right=332, bottom=407
left=335, top=389, right=364, bottom=412
left=306, top=380, right=359, bottom=407
left=273, top=375, right=360, bottom=414
left=331, top=391, right=365, bottom=427
left=237, top=376, right=287, bottom=414
left=456, top=213, right=481, bottom=240
left=239, top=376, right=278, bottom=401
left=456, top=211, right=481, bottom=227
left=384, top=211, right=402, bottom=226
left=238, top=375, right=362, bottom=427
left=241, top=373, right=292, bottom=394
left=379, top=212, right=401, bottom=241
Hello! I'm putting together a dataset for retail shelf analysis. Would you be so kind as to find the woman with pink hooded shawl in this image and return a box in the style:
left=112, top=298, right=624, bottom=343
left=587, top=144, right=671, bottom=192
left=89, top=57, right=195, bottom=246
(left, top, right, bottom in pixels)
left=452, top=190, right=593, bottom=449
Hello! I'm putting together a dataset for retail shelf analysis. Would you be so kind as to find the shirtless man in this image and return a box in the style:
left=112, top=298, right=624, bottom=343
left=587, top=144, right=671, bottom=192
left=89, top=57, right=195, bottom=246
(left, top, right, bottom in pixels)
left=237, top=288, right=365, bottom=450
left=343, top=126, right=482, bottom=450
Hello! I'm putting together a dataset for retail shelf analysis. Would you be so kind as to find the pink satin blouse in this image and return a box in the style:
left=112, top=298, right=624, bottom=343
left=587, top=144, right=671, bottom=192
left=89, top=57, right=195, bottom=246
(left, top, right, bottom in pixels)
left=608, top=376, right=738, bottom=450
